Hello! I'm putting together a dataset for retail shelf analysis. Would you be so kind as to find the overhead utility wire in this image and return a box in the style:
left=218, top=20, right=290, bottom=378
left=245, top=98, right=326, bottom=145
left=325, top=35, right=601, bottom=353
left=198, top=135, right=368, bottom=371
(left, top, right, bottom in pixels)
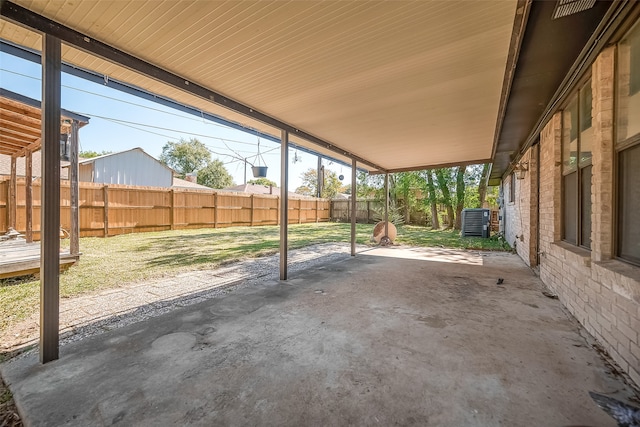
left=100, top=119, right=246, bottom=165
left=1, top=68, right=237, bottom=131
left=91, top=114, right=285, bottom=158
left=1, top=56, right=361, bottom=172
left=1, top=66, right=355, bottom=170
left=100, top=117, right=181, bottom=141
left=72, top=111, right=276, bottom=149
left=2, top=69, right=289, bottom=163
left=1, top=68, right=277, bottom=150
left=95, top=115, right=284, bottom=166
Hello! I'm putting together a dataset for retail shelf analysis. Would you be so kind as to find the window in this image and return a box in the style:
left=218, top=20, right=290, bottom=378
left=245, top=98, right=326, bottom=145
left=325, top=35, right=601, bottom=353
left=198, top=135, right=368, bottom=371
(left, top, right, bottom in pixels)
left=617, top=21, right=640, bottom=265
left=618, top=145, right=640, bottom=264
left=630, top=23, right=640, bottom=96
left=509, top=173, right=515, bottom=203
left=562, top=82, right=592, bottom=249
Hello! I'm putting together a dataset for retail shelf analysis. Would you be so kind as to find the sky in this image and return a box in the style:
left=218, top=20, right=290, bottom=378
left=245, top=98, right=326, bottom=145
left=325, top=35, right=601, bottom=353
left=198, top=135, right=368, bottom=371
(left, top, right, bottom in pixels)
left=0, top=52, right=353, bottom=190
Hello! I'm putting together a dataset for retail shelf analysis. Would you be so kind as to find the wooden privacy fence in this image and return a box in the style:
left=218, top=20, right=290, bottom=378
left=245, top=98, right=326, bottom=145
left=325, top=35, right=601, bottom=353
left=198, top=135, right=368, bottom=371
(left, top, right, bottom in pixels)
left=0, top=178, right=330, bottom=240
left=330, top=199, right=383, bottom=223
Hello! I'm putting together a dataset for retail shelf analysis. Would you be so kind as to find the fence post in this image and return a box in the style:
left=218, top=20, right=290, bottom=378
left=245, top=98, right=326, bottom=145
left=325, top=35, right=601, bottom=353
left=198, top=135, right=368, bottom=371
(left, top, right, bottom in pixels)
left=298, top=200, right=302, bottom=224
left=250, top=194, right=254, bottom=226
left=103, top=185, right=109, bottom=237
left=276, top=196, right=280, bottom=225
left=170, top=189, right=175, bottom=230
left=213, top=193, right=218, bottom=228
left=316, top=199, right=319, bottom=223
left=347, top=199, right=350, bottom=223
left=5, top=174, right=9, bottom=230
left=69, top=121, right=80, bottom=255
left=25, top=151, right=33, bottom=242
left=8, top=156, right=16, bottom=229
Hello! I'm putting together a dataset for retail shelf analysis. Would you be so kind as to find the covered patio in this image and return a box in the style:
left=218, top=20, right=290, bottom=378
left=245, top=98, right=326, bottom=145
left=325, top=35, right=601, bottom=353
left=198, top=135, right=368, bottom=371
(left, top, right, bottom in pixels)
left=1, top=247, right=632, bottom=426
left=1, top=1, right=639, bottom=425
left=0, top=0, right=529, bottom=363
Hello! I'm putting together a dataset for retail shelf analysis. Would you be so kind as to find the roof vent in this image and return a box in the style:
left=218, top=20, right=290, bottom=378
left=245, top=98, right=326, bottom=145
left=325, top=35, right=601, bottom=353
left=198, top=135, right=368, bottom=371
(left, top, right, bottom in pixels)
left=552, top=0, right=596, bottom=20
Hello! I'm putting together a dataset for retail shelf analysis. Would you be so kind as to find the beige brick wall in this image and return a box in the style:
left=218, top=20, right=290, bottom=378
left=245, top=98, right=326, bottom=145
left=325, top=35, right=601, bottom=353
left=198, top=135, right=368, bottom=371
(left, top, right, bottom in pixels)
left=504, top=46, right=640, bottom=387
left=504, top=146, right=539, bottom=267
left=591, top=46, right=615, bottom=262
left=503, top=175, right=522, bottom=252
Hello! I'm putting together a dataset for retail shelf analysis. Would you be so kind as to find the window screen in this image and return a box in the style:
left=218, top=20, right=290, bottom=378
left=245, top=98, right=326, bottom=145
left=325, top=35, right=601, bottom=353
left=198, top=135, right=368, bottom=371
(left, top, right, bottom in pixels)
left=618, top=144, right=640, bottom=264
left=580, top=165, right=592, bottom=249
left=618, top=22, right=640, bottom=142
left=509, top=173, right=515, bottom=203
left=630, top=26, right=640, bottom=96
left=563, top=172, right=578, bottom=245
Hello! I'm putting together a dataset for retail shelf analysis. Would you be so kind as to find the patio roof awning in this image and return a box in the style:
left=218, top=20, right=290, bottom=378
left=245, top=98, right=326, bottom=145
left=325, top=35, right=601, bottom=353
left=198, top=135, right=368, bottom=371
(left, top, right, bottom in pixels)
left=0, top=1, right=630, bottom=179
left=1, top=0, right=519, bottom=174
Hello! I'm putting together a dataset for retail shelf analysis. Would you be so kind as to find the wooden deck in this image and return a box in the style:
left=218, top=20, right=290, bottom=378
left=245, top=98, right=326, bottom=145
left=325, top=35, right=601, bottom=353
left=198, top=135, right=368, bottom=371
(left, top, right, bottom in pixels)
left=0, top=239, right=79, bottom=279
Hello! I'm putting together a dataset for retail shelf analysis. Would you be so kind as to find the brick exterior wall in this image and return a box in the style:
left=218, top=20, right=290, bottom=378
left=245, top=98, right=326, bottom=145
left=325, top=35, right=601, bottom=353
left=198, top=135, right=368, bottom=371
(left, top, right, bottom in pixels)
left=503, top=175, right=519, bottom=251
left=591, top=47, right=615, bottom=262
left=504, top=146, right=539, bottom=267
left=503, top=46, right=640, bottom=387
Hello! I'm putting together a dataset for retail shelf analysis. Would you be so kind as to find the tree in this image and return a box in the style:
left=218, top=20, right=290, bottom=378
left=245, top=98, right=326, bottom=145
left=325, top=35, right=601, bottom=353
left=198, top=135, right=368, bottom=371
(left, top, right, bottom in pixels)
left=477, top=163, right=490, bottom=208
left=248, top=178, right=277, bottom=187
left=295, top=168, right=342, bottom=198
left=435, top=169, right=455, bottom=229
left=394, top=172, right=423, bottom=223
left=160, top=138, right=210, bottom=178
left=425, top=170, right=440, bottom=229
left=356, top=171, right=385, bottom=199
left=197, top=159, right=234, bottom=189
left=79, top=150, right=112, bottom=158
left=454, top=166, right=467, bottom=230
left=346, top=165, right=495, bottom=229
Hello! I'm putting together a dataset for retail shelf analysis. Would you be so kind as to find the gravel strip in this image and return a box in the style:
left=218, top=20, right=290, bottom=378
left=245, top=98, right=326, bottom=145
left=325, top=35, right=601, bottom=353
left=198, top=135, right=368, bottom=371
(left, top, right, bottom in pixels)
left=1, top=243, right=365, bottom=359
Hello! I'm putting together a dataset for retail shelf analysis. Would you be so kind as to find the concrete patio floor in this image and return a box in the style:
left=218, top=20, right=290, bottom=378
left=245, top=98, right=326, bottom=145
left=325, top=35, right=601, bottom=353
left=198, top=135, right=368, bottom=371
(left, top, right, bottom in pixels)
left=1, top=246, right=636, bottom=426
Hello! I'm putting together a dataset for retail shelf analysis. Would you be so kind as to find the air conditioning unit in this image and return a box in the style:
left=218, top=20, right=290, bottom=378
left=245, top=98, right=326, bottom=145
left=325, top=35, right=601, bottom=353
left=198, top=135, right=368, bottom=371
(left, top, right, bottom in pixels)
left=461, top=208, right=490, bottom=238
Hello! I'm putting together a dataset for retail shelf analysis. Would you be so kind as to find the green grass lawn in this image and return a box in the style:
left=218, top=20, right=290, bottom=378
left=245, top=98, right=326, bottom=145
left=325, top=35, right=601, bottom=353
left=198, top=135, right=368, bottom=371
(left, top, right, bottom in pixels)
left=397, top=225, right=510, bottom=250
left=0, top=222, right=509, bottom=332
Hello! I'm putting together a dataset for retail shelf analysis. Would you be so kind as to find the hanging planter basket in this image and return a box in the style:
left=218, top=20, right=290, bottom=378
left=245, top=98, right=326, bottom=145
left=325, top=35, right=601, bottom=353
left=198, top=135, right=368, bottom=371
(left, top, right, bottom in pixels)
left=249, top=137, right=269, bottom=178
left=252, top=166, right=268, bottom=178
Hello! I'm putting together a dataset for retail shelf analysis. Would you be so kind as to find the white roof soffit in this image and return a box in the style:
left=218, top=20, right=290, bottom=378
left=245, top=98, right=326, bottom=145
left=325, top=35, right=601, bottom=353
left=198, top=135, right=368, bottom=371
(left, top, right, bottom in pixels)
left=1, top=1, right=518, bottom=173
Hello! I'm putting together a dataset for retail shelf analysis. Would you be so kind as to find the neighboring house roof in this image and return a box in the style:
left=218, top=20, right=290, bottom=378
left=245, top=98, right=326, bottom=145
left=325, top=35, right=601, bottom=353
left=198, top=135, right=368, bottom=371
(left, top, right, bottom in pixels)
left=172, top=177, right=211, bottom=190
left=2, top=148, right=219, bottom=191
left=69, top=147, right=175, bottom=188
left=221, top=183, right=312, bottom=199
left=77, top=147, right=175, bottom=174
left=0, top=151, right=70, bottom=179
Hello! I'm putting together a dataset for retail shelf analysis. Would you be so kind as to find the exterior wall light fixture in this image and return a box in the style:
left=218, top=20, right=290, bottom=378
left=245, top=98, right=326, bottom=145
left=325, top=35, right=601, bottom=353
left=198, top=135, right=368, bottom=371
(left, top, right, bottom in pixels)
left=514, top=161, right=529, bottom=180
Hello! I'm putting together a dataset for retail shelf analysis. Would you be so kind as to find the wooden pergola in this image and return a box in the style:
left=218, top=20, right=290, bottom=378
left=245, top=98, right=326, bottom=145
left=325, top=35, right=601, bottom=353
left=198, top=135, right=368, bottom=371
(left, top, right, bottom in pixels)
left=0, top=88, right=88, bottom=261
